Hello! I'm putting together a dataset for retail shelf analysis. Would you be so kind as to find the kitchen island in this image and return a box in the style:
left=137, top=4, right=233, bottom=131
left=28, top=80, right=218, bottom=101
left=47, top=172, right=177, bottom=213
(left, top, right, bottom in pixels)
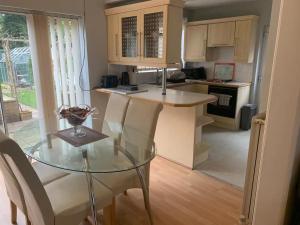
left=96, top=85, right=217, bottom=169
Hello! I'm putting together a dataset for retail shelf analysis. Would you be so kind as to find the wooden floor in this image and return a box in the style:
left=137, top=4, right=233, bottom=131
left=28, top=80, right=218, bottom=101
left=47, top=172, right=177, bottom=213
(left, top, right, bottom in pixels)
left=0, top=156, right=243, bottom=225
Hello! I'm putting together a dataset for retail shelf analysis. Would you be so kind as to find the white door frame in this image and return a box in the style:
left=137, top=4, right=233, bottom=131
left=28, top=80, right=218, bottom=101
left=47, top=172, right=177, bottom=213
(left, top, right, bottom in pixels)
left=252, top=0, right=300, bottom=224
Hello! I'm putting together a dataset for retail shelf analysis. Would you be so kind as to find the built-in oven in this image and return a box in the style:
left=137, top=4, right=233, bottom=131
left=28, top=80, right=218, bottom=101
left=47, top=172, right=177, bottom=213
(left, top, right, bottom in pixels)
left=207, top=85, right=238, bottom=118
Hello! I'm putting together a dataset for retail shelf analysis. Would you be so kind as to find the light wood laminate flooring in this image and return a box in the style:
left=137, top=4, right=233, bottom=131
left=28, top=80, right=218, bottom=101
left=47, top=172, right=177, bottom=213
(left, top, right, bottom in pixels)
left=0, top=156, right=243, bottom=225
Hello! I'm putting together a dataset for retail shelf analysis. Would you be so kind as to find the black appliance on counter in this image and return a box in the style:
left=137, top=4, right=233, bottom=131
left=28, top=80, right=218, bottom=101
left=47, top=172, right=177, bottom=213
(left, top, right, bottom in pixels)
left=207, top=85, right=238, bottom=118
left=101, top=75, right=118, bottom=88
left=181, top=67, right=207, bottom=80
left=120, top=72, right=130, bottom=85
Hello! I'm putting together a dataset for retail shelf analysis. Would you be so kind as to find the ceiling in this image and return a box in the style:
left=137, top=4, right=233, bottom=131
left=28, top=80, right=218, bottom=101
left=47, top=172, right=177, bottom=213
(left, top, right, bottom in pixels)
left=185, top=0, right=256, bottom=8
left=105, top=0, right=257, bottom=9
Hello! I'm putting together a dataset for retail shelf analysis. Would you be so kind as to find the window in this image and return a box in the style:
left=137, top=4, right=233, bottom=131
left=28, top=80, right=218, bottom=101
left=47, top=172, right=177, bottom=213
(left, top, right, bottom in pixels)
left=48, top=17, right=84, bottom=108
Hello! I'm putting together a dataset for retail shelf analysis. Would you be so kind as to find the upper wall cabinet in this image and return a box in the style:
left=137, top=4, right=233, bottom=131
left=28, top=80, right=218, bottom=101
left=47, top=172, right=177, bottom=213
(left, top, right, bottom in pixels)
left=105, top=0, right=184, bottom=68
left=185, top=15, right=258, bottom=63
left=234, top=19, right=258, bottom=63
left=119, top=11, right=141, bottom=63
left=184, top=24, right=208, bottom=62
left=207, top=22, right=235, bottom=47
left=107, top=14, right=120, bottom=62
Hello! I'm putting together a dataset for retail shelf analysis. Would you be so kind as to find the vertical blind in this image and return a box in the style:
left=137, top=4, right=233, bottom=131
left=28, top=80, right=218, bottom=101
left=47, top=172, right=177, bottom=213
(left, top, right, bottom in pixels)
left=48, top=17, right=84, bottom=108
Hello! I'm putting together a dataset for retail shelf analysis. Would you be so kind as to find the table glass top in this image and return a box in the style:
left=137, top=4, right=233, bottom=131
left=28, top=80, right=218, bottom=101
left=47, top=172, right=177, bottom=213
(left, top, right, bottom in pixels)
left=11, top=120, right=155, bottom=173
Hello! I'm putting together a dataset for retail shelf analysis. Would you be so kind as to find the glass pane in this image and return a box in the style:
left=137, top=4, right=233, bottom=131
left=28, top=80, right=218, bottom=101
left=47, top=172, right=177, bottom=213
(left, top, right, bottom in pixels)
left=144, top=12, right=164, bottom=58
left=0, top=91, right=5, bottom=133
left=121, top=16, right=138, bottom=58
left=0, top=13, right=40, bottom=138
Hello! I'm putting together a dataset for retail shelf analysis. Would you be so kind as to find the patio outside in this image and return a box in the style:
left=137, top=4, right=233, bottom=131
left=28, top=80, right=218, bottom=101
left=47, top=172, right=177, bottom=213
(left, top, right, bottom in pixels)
left=0, top=13, right=39, bottom=138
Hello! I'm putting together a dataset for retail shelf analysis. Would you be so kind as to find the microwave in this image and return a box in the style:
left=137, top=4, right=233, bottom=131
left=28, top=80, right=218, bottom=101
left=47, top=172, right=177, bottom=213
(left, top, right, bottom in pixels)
left=181, top=67, right=207, bottom=80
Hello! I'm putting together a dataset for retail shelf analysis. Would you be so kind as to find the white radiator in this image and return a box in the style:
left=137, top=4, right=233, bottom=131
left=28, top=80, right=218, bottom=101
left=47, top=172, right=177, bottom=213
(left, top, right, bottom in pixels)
left=240, top=113, right=266, bottom=225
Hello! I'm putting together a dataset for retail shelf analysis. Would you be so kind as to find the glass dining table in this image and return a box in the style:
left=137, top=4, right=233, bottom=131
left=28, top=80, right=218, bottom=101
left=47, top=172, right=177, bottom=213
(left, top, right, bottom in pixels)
left=12, top=120, right=156, bottom=225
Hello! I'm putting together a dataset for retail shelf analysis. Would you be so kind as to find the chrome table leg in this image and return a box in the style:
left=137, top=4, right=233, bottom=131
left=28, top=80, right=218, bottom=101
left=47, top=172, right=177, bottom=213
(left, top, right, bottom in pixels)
left=86, top=171, right=98, bottom=225
left=83, top=149, right=98, bottom=225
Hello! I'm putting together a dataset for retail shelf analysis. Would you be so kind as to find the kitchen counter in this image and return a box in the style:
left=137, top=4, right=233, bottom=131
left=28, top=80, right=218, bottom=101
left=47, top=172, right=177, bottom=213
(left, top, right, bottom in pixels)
left=96, top=85, right=217, bottom=107
left=129, top=87, right=216, bottom=107
left=186, top=79, right=251, bottom=88
left=96, top=84, right=217, bottom=169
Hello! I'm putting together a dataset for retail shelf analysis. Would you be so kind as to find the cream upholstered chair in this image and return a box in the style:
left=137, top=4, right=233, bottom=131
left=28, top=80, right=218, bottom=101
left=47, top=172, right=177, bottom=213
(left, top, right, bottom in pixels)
left=94, top=98, right=162, bottom=216
left=0, top=155, right=68, bottom=225
left=0, top=131, right=114, bottom=225
left=102, top=93, right=130, bottom=140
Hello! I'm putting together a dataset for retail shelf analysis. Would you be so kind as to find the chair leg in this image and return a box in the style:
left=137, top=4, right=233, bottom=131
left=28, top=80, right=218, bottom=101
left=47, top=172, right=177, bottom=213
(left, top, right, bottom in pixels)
left=10, top=201, right=17, bottom=224
left=103, top=197, right=116, bottom=225
left=26, top=216, right=31, bottom=225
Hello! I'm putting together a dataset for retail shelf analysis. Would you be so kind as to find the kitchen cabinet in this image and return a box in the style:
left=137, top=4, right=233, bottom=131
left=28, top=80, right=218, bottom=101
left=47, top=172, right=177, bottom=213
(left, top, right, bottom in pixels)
left=184, top=25, right=208, bottom=62
left=107, top=14, right=120, bottom=62
left=185, top=15, right=258, bottom=63
left=119, top=11, right=141, bottom=63
left=234, top=19, right=258, bottom=63
left=141, top=6, right=166, bottom=64
left=207, top=22, right=235, bottom=47
left=172, top=82, right=251, bottom=130
left=105, top=0, right=184, bottom=67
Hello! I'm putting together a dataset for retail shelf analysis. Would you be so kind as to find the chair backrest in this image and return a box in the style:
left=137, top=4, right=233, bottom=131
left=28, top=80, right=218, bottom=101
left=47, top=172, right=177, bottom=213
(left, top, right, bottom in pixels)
left=102, top=93, right=130, bottom=140
left=120, top=99, right=162, bottom=188
left=121, top=98, right=162, bottom=152
left=0, top=154, right=27, bottom=214
left=0, top=131, right=54, bottom=225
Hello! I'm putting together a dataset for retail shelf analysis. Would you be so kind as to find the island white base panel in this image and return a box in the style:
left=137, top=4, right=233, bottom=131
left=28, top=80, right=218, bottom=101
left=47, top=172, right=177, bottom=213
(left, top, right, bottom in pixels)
left=154, top=104, right=208, bottom=169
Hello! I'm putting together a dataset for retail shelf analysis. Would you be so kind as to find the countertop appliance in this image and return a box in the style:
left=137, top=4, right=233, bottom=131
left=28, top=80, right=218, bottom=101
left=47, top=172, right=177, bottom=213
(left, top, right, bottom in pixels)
left=207, top=85, right=238, bottom=118
left=167, top=71, right=186, bottom=83
left=121, top=72, right=130, bottom=85
left=101, top=75, right=118, bottom=88
left=181, top=67, right=207, bottom=80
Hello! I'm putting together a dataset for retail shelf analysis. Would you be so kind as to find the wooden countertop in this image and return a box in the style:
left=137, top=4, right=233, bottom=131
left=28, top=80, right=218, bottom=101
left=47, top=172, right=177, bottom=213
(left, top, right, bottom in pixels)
left=186, top=79, right=251, bottom=88
left=96, top=86, right=217, bottom=107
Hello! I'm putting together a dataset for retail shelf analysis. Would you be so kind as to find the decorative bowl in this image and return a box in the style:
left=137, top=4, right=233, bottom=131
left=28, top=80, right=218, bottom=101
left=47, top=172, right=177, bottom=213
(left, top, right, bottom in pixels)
left=57, top=105, right=96, bottom=137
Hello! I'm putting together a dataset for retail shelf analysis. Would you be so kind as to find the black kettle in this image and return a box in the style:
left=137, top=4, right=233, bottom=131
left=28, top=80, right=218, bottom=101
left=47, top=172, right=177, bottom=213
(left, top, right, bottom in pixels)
left=121, top=72, right=130, bottom=85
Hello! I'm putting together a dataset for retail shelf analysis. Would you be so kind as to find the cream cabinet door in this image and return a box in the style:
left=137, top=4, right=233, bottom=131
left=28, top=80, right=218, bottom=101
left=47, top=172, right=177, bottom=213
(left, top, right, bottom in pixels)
left=141, top=6, right=167, bottom=64
left=184, top=25, right=208, bottom=62
left=107, top=14, right=119, bottom=62
left=119, top=11, right=141, bottom=63
left=234, top=19, right=257, bottom=63
left=207, top=22, right=235, bottom=47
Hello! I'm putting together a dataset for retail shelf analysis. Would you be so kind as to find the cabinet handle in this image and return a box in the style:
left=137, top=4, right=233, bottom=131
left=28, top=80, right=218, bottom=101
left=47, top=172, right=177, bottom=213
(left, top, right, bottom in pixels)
left=234, top=38, right=239, bottom=56
left=203, top=40, right=207, bottom=57
left=136, top=32, right=140, bottom=57
left=140, top=32, right=143, bottom=57
left=115, top=34, right=118, bottom=57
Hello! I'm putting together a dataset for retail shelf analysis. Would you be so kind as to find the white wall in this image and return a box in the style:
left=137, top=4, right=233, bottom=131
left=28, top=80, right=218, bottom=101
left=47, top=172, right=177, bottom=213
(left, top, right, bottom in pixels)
left=251, top=0, right=300, bottom=224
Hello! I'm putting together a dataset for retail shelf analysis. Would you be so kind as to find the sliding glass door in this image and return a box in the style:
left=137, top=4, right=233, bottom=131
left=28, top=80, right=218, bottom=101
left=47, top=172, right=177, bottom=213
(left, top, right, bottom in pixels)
left=0, top=12, right=40, bottom=139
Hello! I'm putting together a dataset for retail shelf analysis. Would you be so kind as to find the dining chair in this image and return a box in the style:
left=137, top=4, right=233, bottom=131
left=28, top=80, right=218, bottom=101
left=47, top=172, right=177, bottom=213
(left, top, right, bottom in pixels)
left=0, top=155, right=69, bottom=225
left=94, top=98, right=162, bottom=222
left=102, top=93, right=130, bottom=140
left=0, top=131, right=114, bottom=225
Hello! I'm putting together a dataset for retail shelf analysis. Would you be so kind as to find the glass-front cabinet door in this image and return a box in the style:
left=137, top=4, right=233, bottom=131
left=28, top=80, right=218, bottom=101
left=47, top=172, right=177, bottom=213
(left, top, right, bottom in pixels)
left=119, top=11, right=141, bottom=63
left=141, top=6, right=167, bottom=64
